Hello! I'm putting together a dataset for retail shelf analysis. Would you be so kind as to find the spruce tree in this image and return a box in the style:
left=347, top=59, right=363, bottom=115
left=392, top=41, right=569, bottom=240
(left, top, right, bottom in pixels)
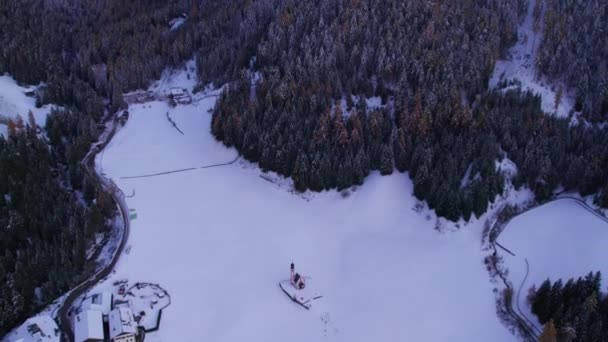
left=379, top=144, right=394, bottom=175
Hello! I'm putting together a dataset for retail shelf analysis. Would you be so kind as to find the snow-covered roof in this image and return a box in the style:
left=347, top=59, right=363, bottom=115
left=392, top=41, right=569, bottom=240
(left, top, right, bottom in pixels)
left=3, top=315, right=60, bottom=342
left=108, top=307, right=137, bottom=339
left=74, top=310, right=104, bottom=342
left=170, top=87, right=185, bottom=96
left=82, top=292, right=113, bottom=316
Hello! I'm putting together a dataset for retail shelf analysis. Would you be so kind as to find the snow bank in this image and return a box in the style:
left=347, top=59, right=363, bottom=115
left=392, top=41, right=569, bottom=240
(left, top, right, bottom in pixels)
left=0, top=75, right=56, bottom=137
left=497, top=198, right=608, bottom=330
left=169, top=17, right=185, bottom=31
left=490, top=0, right=575, bottom=118
left=90, top=66, right=518, bottom=341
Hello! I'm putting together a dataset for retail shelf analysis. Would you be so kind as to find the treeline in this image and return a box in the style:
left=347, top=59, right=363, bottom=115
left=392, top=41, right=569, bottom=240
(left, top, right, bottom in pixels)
left=537, top=0, right=608, bottom=121
left=215, top=77, right=608, bottom=221
left=210, top=0, right=527, bottom=220
left=0, top=118, right=113, bottom=334
left=0, top=0, right=203, bottom=334
left=0, top=0, right=266, bottom=332
left=1, top=0, right=608, bottom=332
left=209, top=0, right=608, bottom=220
left=0, top=0, right=212, bottom=109
left=530, top=272, right=607, bottom=341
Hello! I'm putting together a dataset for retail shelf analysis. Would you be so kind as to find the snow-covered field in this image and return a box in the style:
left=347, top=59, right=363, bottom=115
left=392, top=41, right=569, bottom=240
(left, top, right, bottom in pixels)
left=490, top=0, right=575, bottom=118
left=497, top=198, right=608, bottom=332
left=87, top=71, right=524, bottom=341
left=0, top=75, right=56, bottom=137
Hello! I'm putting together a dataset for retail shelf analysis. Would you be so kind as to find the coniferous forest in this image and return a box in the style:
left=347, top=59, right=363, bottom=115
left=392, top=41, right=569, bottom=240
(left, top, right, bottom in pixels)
left=531, top=272, right=608, bottom=342
left=208, top=0, right=608, bottom=220
left=0, top=0, right=195, bottom=334
left=0, top=0, right=608, bottom=337
left=537, top=0, right=608, bottom=121
left=0, top=113, right=113, bottom=331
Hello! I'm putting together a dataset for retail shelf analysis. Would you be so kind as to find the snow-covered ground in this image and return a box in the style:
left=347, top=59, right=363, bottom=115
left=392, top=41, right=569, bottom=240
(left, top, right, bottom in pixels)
left=150, top=59, right=198, bottom=96
left=490, top=0, right=575, bottom=118
left=86, top=65, right=527, bottom=341
left=2, top=315, right=60, bottom=342
left=1, top=293, right=67, bottom=342
left=0, top=75, right=56, bottom=137
left=497, top=198, right=608, bottom=331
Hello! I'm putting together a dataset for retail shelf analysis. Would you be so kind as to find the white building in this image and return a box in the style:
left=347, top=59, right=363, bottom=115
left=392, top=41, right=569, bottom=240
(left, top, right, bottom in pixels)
left=3, top=315, right=60, bottom=342
left=169, top=87, right=185, bottom=96
left=108, top=307, right=137, bottom=342
left=81, top=292, right=113, bottom=317
left=168, top=87, right=192, bottom=104
left=74, top=310, right=104, bottom=342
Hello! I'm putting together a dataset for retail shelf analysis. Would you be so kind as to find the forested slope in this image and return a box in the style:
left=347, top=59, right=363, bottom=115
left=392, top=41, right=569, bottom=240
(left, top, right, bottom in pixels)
left=531, top=273, right=607, bottom=341
left=208, top=0, right=608, bottom=220
left=0, top=117, right=113, bottom=333
left=1, top=0, right=608, bottom=334
left=537, top=0, right=608, bottom=121
left=0, top=0, right=197, bottom=334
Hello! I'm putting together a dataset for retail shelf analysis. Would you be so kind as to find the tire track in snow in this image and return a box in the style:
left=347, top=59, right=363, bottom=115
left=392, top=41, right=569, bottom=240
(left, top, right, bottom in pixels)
left=515, top=259, right=542, bottom=336
left=488, top=227, right=539, bottom=341
left=119, top=156, right=240, bottom=179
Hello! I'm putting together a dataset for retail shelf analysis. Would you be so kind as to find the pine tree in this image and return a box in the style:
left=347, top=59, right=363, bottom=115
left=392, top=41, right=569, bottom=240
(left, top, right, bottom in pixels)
left=292, top=152, right=310, bottom=192
left=352, top=148, right=368, bottom=185
left=83, top=176, right=96, bottom=204
left=7, top=119, right=17, bottom=137
left=27, top=110, right=36, bottom=131
left=336, top=152, right=354, bottom=190
left=308, top=153, right=325, bottom=191
left=379, top=144, right=394, bottom=175
left=594, top=183, right=608, bottom=208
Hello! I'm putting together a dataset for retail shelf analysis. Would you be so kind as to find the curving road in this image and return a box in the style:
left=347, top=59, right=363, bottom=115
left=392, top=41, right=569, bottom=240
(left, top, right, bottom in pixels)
left=56, top=91, right=232, bottom=341
left=490, top=196, right=608, bottom=341
left=57, top=116, right=131, bottom=342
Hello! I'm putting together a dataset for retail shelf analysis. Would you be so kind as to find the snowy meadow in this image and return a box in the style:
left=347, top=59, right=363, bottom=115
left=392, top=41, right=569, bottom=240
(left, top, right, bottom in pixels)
left=497, top=199, right=608, bottom=334
left=92, top=85, right=517, bottom=341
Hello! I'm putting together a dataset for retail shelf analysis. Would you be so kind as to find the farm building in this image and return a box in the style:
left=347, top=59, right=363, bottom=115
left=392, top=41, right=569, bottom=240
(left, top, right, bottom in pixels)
left=109, top=307, right=137, bottom=342
left=168, top=87, right=192, bottom=104
left=81, top=292, right=113, bottom=318
left=74, top=310, right=104, bottom=342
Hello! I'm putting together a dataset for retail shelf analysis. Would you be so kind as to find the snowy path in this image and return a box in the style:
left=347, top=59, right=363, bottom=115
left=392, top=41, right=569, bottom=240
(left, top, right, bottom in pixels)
left=87, top=89, right=518, bottom=341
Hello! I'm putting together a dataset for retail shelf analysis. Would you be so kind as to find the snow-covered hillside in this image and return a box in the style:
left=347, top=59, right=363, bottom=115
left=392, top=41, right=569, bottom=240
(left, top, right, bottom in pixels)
left=497, top=198, right=608, bottom=332
left=490, top=0, right=575, bottom=118
left=0, top=75, right=56, bottom=137
left=86, top=69, right=522, bottom=341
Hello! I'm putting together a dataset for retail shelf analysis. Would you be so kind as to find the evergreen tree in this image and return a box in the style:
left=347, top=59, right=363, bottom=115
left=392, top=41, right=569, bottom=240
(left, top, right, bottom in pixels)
left=292, top=152, right=310, bottom=192
left=379, top=144, right=394, bottom=176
